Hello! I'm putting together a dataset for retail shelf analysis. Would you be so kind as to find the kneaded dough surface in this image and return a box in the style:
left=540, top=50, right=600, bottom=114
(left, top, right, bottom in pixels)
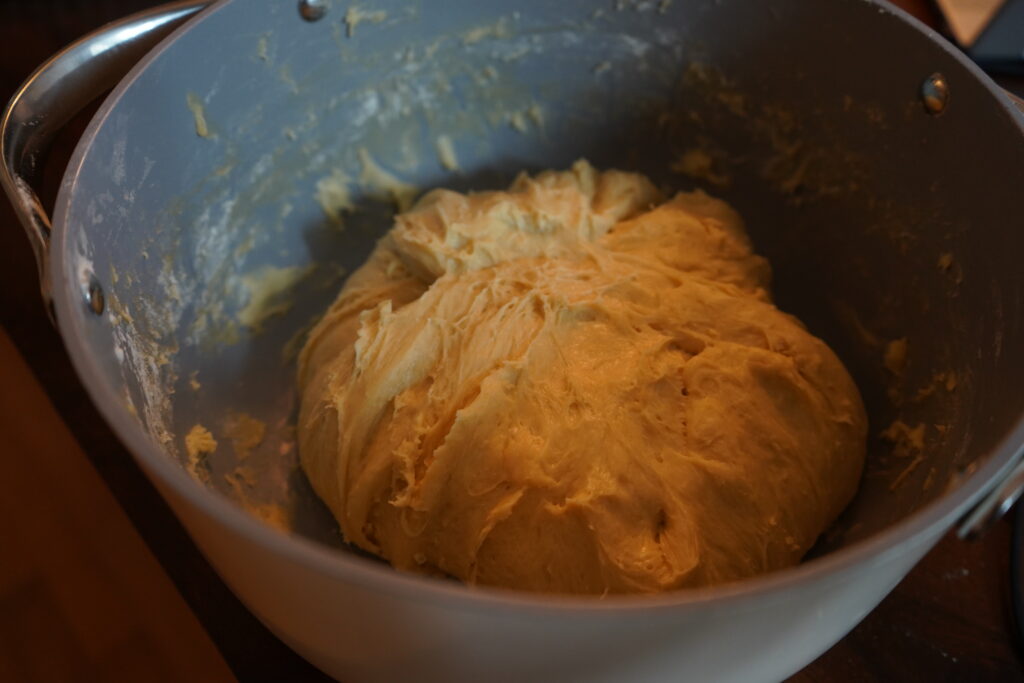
left=298, top=161, right=866, bottom=594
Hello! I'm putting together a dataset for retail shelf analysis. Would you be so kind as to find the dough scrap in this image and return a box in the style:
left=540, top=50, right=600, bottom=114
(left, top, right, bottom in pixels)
left=298, top=160, right=866, bottom=594
left=184, top=424, right=217, bottom=483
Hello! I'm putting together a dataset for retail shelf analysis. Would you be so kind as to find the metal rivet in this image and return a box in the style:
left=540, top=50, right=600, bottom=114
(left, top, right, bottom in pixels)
left=85, top=274, right=105, bottom=316
left=921, top=73, right=949, bottom=115
left=298, top=0, right=328, bottom=21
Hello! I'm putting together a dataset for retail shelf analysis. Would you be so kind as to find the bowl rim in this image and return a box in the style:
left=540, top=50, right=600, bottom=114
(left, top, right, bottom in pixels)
left=51, top=0, right=1024, bottom=615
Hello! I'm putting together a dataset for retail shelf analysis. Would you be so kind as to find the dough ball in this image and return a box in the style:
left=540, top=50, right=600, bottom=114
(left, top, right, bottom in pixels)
left=298, top=160, right=866, bottom=594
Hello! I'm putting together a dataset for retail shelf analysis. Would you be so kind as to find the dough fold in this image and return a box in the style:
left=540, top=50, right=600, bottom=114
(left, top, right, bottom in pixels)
left=298, top=160, right=866, bottom=594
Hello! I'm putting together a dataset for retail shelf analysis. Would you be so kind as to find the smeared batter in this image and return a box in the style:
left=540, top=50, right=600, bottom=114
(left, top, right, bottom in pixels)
left=298, top=160, right=866, bottom=594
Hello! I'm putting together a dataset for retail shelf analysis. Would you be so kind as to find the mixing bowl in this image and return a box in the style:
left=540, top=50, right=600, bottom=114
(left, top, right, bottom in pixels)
left=4, top=0, right=1024, bottom=680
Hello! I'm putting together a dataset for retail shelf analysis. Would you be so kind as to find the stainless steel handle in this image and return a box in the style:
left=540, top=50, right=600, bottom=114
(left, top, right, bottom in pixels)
left=959, top=457, right=1024, bottom=540
left=0, top=0, right=209, bottom=317
left=1006, top=89, right=1024, bottom=116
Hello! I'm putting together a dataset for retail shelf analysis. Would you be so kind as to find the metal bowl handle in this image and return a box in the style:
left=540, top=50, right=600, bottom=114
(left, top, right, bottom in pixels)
left=0, top=0, right=209, bottom=317
left=959, top=458, right=1024, bottom=540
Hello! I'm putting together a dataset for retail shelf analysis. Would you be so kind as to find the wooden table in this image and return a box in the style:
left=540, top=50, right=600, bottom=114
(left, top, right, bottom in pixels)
left=1, top=1, right=1022, bottom=681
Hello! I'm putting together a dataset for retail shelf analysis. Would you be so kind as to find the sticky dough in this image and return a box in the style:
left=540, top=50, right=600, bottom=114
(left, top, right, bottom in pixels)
left=297, top=160, right=866, bottom=594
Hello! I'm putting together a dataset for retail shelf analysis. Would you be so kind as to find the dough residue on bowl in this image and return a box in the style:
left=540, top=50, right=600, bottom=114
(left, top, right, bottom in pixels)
left=184, top=423, right=217, bottom=482
left=297, top=160, right=867, bottom=594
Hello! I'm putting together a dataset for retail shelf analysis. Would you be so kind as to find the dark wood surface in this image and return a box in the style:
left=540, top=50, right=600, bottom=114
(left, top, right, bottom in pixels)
left=1, top=1, right=1022, bottom=681
left=0, top=328, right=234, bottom=683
